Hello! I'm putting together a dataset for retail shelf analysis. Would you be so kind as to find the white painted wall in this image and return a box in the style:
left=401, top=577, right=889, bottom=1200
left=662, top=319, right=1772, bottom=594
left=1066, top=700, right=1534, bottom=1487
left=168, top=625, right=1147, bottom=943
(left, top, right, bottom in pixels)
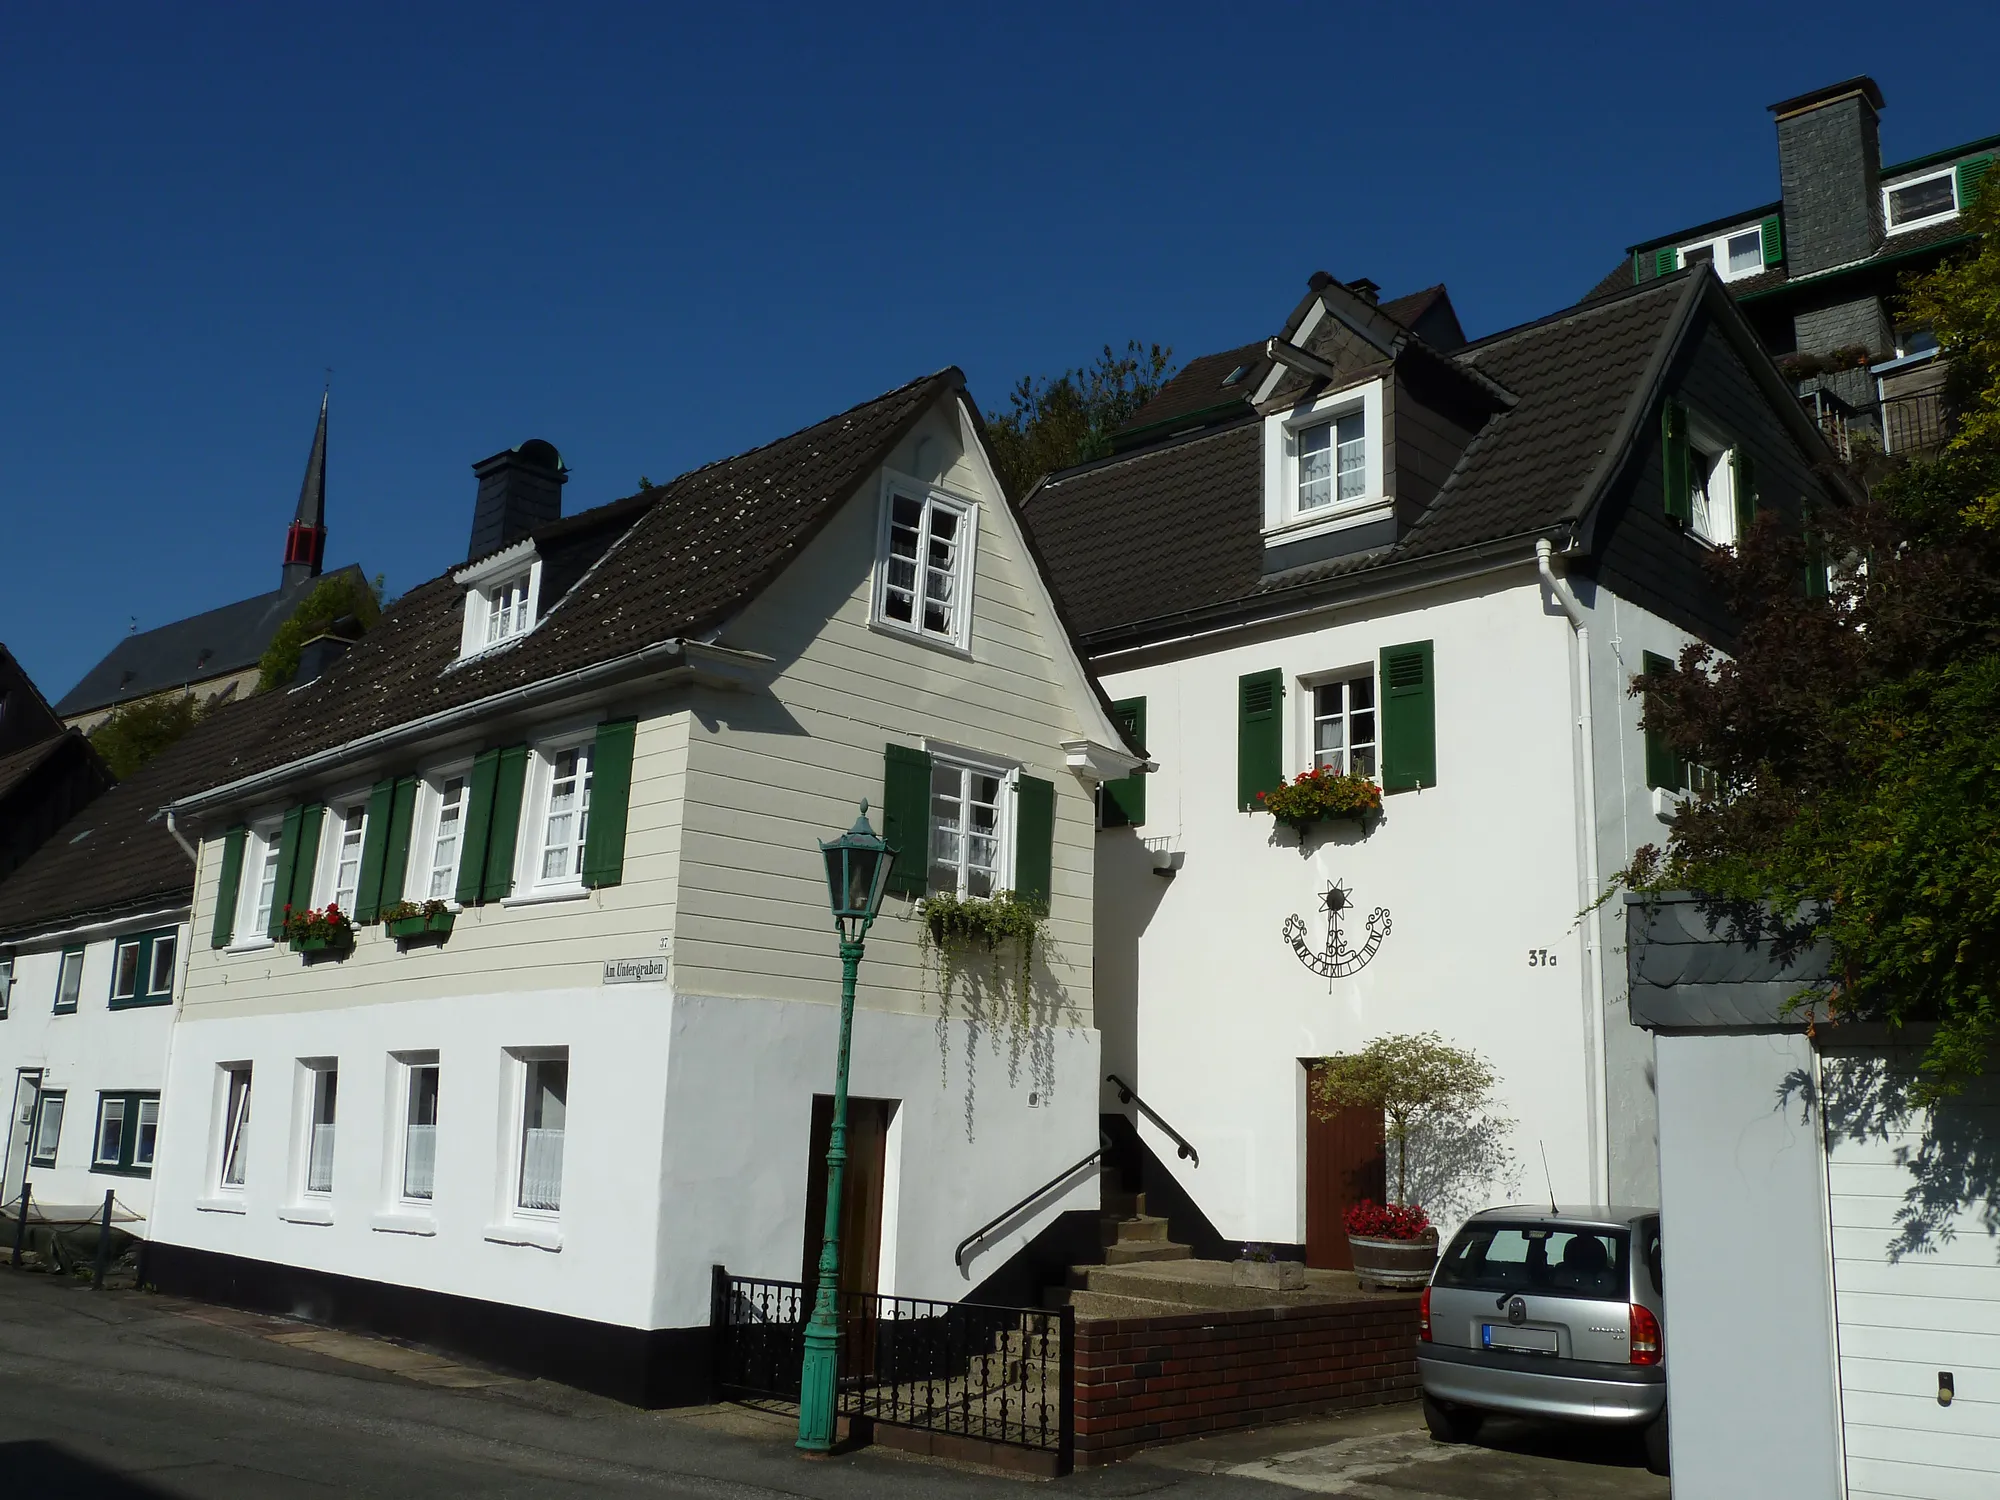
left=1655, top=1030, right=1843, bottom=1498
left=1094, top=570, right=1598, bottom=1245
left=0, top=914, right=187, bottom=1225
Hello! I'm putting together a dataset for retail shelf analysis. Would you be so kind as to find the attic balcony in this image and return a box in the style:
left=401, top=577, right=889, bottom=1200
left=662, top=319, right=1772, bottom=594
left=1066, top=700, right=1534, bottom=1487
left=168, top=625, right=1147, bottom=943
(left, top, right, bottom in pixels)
left=1798, top=384, right=1952, bottom=464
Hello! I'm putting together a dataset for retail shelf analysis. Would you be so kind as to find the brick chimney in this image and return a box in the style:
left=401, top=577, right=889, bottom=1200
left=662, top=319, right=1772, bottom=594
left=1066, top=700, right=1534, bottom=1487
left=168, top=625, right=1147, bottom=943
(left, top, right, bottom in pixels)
left=467, top=440, right=567, bottom=562
left=1770, top=77, right=1886, bottom=278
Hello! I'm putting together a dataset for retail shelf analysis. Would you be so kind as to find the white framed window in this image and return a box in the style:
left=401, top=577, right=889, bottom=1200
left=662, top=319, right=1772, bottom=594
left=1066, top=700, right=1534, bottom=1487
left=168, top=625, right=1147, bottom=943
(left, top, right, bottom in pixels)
left=453, top=543, right=544, bottom=661
left=525, top=742, right=593, bottom=893
left=1309, top=672, right=1377, bottom=777
left=302, top=1063, right=337, bottom=1196
left=1885, top=170, right=1958, bottom=233
left=0, top=957, right=11, bottom=1019
left=513, top=1052, right=568, bottom=1216
left=1675, top=228, right=1769, bottom=282
left=147, top=932, right=177, bottom=997
left=873, top=480, right=978, bottom=651
left=53, top=948, right=84, bottom=1013
left=93, top=1097, right=126, bottom=1167
left=1262, top=380, right=1387, bottom=540
left=236, top=818, right=284, bottom=942
left=30, top=1091, right=65, bottom=1167
left=323, top=799, right=369, bottom=911
left=927, top=755, right=1014, bottom=898
left=417, top=770, right=470, bottom=901
left=109, top=929, right=176, bottom=1008
left=1684, top=413, right=1740, bottom=548
left=218, top=1066, right=252, bottom=1189
left=399, top=1057, right=439, bottom=1203
left=486, top=574, right=532, bottom=645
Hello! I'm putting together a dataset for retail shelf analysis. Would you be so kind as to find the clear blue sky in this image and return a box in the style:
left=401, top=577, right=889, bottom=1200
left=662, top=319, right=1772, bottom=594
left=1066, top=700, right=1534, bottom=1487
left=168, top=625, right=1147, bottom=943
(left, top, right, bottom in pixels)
left=4, top=3, right=1996, bottom=701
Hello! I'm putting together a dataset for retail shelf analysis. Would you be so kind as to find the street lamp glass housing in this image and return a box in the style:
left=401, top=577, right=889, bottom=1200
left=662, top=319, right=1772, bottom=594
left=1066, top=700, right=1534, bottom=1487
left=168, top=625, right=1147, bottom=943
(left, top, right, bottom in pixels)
left=820, top=802, right=897, bottom=941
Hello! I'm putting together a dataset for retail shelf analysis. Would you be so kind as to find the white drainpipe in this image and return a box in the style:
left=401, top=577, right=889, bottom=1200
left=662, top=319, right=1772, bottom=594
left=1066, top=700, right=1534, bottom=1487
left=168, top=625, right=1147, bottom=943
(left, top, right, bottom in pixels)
left=1537, top=538, right=1609, bottom=1205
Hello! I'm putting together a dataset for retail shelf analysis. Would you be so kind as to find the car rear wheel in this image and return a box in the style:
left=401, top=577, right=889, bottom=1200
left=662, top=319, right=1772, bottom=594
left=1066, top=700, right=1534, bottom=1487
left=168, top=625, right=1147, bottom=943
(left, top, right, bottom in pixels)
left=1422, top=1393, right=1484, bottom=1444
left=1642, top=1409, right=1670, bottom=1475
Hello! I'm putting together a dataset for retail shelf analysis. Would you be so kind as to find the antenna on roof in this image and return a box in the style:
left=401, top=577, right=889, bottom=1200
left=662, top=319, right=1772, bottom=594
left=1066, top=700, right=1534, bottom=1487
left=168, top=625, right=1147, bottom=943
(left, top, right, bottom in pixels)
left=1539, top=1142, right=1558, bottom=1214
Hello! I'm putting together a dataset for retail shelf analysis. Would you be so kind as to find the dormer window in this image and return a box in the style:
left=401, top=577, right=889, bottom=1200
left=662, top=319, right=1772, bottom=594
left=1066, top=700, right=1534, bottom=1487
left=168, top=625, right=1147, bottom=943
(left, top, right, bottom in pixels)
left=1262, top=380, right=1387, bottom=543
left=452, top=541, right=543, bottom=662
left=1886, top=170, right=1957, bottom=232
left=871, top=478, right=978, bottom=652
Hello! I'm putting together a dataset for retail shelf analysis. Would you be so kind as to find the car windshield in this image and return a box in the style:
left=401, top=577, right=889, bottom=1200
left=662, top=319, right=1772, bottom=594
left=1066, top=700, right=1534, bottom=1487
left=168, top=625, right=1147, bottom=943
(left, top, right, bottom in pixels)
left=1434, top=1222, right=1630, bottom=1300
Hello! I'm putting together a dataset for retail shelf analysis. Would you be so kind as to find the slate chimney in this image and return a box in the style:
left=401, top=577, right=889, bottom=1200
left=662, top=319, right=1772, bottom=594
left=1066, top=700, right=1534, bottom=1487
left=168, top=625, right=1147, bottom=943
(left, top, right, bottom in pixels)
left=1770, top=77, right=1886, bottom=278
left=467, top=439, right=567, bottom=562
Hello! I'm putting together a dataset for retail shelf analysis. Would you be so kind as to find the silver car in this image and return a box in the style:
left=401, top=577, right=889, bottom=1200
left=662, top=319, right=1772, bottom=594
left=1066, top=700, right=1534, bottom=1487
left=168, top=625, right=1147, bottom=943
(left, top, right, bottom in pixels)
left=1417, top=1206, right=1667, bottom=1475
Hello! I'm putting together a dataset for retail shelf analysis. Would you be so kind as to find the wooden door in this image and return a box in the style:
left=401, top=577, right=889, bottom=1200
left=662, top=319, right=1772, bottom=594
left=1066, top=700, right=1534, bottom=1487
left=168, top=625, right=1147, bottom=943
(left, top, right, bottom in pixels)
left=1304, top=1060, right=1386, bottom=1271
left=800, top=1095, right=892, bottom=1302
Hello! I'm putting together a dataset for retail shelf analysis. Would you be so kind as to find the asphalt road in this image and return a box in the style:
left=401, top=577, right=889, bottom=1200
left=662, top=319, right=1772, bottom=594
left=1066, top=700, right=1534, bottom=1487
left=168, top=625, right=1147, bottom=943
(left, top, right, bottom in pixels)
left=0, top=1270, right=1667, bottom=1498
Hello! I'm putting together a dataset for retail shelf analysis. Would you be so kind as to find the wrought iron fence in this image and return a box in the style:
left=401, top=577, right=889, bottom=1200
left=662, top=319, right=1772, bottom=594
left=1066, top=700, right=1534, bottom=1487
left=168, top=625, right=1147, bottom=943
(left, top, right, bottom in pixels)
left=1882, top=388, right=1949, bottom=458
left=711, top=1268, right=1072, bottom=1461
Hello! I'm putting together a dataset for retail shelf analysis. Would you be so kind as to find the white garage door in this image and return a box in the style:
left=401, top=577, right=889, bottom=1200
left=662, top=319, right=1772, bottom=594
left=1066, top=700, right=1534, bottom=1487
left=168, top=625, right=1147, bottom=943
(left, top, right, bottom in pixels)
left=1825, top=1056, right=2000, bottom=1500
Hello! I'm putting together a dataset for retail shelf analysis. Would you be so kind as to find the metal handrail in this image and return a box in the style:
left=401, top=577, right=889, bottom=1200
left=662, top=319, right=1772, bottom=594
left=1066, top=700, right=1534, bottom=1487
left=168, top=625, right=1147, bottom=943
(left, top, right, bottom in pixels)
left=1106, top=1073, right=1200, bottom=1166
left=954, top=1133, right=1109, bottom=1273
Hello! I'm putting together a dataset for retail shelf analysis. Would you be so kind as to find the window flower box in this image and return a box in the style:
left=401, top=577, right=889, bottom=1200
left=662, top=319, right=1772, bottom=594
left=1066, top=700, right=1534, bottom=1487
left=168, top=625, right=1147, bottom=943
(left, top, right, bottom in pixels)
left=381, top=900, right=455, bottom=943
left=1258, top=767, right=1382, bottom=839
left=282, top=905, right=356, bottom=956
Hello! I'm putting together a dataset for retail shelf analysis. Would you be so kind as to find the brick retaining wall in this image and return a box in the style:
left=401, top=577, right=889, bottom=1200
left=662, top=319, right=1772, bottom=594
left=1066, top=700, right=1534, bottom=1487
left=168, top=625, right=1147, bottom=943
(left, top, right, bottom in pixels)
left=1070, top=1295, right=1421, bottom=1465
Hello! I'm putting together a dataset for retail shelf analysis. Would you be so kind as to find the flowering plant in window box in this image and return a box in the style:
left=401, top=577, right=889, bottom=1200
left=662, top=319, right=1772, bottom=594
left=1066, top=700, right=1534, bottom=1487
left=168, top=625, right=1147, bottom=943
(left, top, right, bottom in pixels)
left=282, top=904, right=355, bottom=955
left=913, top=889, right=1050, bottom=1025
left=1258, top=767, right=1382, bottom=837
left=379, top=899, right=455, bottom=941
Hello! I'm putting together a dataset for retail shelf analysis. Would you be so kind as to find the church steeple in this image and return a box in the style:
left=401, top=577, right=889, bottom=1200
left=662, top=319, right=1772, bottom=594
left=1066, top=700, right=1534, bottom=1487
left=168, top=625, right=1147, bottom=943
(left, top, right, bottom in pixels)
left=282, top=392, right=329, bottom=587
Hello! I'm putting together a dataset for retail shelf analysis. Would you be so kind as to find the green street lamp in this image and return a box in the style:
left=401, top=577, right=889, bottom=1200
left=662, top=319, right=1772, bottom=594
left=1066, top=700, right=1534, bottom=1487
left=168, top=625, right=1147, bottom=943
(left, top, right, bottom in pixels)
left=797, top=801, right=898, bottom=1454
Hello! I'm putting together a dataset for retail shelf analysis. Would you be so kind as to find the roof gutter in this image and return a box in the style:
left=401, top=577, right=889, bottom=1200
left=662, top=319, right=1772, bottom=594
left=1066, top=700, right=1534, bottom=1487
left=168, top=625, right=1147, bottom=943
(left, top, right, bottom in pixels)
left=166, top=638, right=766, bottom=820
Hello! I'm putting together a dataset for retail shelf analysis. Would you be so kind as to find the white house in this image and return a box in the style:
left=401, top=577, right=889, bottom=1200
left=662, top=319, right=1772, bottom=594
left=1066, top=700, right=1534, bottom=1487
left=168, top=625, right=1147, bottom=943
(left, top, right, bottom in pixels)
left=141, top=370, right=1138, bottom=1403
left=1020, top=268, right=1849, bottom=1263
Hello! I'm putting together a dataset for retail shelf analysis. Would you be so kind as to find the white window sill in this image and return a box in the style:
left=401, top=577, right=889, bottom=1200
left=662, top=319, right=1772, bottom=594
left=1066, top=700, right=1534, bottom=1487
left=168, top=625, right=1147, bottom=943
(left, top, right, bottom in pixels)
left=1652, top=787, right=1684, bottom=822
left=483, top=1220, right=563, bottom=1252
left=225, top=940, right=276, bottom=956
left=370, top=1210, right=438, bottom=1236
left=1886, top=212, right=1958, bottom=237
left=278, top=1202, right=335, bottom=1226
left=195, top=1195, right=248, bottom=1215
left=501, top=885, right=591, bottom=909
left=1262, top=494, right=1394, bottom=547
left=867, top=616, right=974, bottom=660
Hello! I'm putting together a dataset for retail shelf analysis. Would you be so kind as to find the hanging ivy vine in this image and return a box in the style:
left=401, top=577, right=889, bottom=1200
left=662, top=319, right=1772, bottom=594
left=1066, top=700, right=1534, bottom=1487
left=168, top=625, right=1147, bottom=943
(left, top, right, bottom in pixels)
left=914, top=889, right=1056, bottom=1138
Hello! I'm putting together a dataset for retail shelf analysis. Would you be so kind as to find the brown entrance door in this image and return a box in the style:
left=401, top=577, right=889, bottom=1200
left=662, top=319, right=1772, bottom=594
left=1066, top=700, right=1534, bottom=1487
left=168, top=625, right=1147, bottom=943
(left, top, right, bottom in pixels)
left=800, top=1094, right=892, bottom=1302
left=1304, top=1060, right=1386, bottom=1270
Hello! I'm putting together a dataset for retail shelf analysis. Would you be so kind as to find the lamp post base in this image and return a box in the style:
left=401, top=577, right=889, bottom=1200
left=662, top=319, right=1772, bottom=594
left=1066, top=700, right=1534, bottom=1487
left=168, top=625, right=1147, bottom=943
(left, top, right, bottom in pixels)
left=796, top=1317, right=841, bottom=1452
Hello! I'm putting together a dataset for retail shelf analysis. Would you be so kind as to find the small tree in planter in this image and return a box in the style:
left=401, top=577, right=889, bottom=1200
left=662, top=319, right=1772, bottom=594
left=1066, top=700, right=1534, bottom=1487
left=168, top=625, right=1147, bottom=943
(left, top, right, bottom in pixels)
left=1313, top=1033, right=1509, bottom=1286
left=1258, top=767, right=1382, bottom=845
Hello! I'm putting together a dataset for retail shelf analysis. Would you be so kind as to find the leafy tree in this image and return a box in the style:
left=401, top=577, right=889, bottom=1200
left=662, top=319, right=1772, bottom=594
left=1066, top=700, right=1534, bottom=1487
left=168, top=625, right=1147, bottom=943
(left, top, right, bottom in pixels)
left=1634, top=186, right=2000, bottom=1100
left=1310, top=1032, right=1502, bottom=1208
left=88, top=692, right=202, bottom=779
left=256, top=572, right=384, bottom=692
left=982, top=341, right=1176, bottom=500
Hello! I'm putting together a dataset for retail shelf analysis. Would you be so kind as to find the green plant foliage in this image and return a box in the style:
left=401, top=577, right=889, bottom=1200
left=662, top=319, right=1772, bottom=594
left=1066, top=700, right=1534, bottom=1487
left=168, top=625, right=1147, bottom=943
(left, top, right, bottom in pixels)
left=87, top=692, right=202, bottom=779
left=1902, top=185, right=2000, bottom=529
left=1258, top=767, right=1383, bottom=838
left=915, top=889, right=1050, bottom=1022
left=255, top=572, right=384, bottom=692
left=1311, top=1033, right=1499, bottom=1207
left=982, top=342, right=1176, bottom=501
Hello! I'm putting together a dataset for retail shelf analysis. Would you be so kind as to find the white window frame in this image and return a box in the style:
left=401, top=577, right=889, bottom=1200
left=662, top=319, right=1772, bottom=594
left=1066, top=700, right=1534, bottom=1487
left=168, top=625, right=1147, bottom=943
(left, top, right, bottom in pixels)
left=0, top=956, right=11, bottom=1019
left=93, top=1096, right=127, bottom=1168
left=514, top=735, right=595, bottom=899
left=1683, top=411, right=1740, bottom=549
left=53, top=948, right=84, bottom=1013
left=233, top=817, right=284, bottom=948
left=510, top=1048, right=568, bottom=1220
left=1674, top=227, right=1769, bottom=283
left=453, top=542, right=544, bottom=662
left=1303, top=667, right=1379, bottom=779
left=411, top=763, right=474, bottom=904
left=922, top=745, right=1019, bottom=900
left=30, top=1090, right=64, bottom=1167
left=316, top=794, right=371, bottom=913
left=146, top=931, right=178, bottom=999
left=1883, top=169, right=1959, bottom=235
left=1261, top=379, right=1388, bottom=544
left=217, top=1065, right=253, bottom=1190
left=294, top=1059, right=338, bottom=1199
left=392, top=1053, right=440, bottom=1207
left=870, top=475, right=979, bottom=654
left=133, top=1096, right=160, bottom=1171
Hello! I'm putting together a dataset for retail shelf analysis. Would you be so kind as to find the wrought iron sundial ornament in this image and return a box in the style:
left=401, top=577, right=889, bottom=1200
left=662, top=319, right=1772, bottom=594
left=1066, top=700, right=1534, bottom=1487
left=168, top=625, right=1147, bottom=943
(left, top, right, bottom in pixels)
left=1282, top=880, right=1391, bottom=983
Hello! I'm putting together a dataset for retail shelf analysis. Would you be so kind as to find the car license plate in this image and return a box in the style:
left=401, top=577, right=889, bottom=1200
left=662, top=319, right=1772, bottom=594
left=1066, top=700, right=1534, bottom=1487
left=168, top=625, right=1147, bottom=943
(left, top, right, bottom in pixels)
left=1483, top=1324, right=1559, bottom=1354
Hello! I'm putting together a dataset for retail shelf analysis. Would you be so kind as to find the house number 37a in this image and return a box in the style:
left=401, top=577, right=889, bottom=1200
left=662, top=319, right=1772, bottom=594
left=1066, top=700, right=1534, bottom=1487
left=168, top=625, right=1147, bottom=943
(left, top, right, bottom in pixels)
left=1527, top=948, right=1558, bottom=967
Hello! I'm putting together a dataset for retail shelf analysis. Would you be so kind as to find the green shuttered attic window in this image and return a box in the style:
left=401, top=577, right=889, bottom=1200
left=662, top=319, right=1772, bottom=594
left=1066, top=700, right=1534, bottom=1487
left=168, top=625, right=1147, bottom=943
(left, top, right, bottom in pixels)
left=879, top=742, right=1056, bottom=907
left=1100, top=698, right=1147, bottom=828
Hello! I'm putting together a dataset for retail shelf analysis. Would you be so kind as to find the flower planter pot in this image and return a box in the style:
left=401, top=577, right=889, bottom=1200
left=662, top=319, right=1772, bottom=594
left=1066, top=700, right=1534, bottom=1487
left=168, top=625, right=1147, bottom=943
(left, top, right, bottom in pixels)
left=386, top=910, right=455, bottom=941
left=1234, top=1259, right=1306, bottom=1291
left=1348, top=1229, right=1439, bottom=1290
left=288, top=932, right=354, bottom=956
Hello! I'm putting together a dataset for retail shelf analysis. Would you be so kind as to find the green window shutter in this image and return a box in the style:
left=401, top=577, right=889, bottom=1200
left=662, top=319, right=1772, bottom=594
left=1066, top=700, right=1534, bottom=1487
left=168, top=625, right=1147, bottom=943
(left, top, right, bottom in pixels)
left=289, top=805, right=326, bottom=913
left=379, top=776, right=420, bottom=908
left=1662, top=401, right=1692, bottom=525
left=1654, top=247, right=1678, bottom=277
left=352, top=779, right=397, bottom=922
left=1236, top=670, right=1285, bottom=811
left=1014, top=775, right=1056, bottom=911
left=211, top=826, right=247, bottom=949
left=480, top=746, right=530, bottom=903
left=1803, top=521, right=1830, bottom=600
left=456, top=749, right=502, bottom=906
left=1957, top=155, right=1994, bottom=208
left=583, top=720, right=638, bottom=889
left=1632, top=250, right=1646, bottom=285
left=1760, top=214, right=1783, bottom=267
left=268, top=805, right=305, bottom=939
left=1100, top=697, right=1147, bottom=828
left=1379, top=641, right=1437, bottom=792
left=880, top=744, right=932, bottom=898
left=1642, top=652, right=1685, bottom=791
left=1731, top=449, right=1759, bottom=538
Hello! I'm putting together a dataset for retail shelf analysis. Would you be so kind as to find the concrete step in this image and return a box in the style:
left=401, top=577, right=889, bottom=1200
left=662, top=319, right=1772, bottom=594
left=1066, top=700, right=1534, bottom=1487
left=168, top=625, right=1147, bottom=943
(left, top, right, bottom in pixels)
left=1051, top=1289, right=1197, bottom=1321
left=1102, top=1240, right=1194, bottom=1265
left=1077, top=1260, right=1367, bottom=1310
left=1100, top=1190, right=1147, bottom=1219
left=1100, top=1214, right=1171, bottom=1246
